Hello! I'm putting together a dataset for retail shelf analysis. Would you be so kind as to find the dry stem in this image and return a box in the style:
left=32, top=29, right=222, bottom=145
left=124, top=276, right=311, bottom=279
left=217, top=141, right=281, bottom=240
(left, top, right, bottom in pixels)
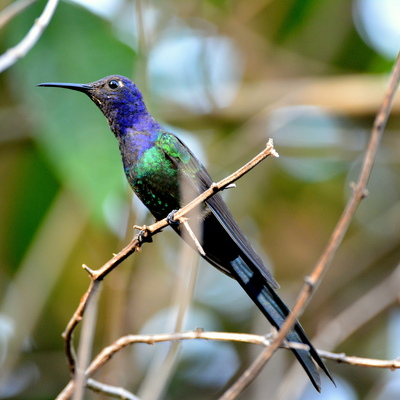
left=0, top=0, right=60, bottom=72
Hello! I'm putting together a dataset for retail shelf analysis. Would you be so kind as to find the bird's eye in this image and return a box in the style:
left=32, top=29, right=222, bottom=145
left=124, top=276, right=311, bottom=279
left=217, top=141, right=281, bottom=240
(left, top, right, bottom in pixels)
left=108, top=80, right=119, bottom=89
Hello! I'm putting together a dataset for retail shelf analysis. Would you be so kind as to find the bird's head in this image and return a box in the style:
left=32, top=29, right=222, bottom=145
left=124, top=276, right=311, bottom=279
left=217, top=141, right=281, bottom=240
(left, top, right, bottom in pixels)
left=38, top=75, right=152, bottom=133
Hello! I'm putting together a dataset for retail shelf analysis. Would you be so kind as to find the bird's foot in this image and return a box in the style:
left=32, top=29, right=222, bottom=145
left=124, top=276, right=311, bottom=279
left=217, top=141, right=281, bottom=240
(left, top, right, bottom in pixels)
left=166, top=210, right=181, bottom=226
left=133, top=225, right=153, bottom=245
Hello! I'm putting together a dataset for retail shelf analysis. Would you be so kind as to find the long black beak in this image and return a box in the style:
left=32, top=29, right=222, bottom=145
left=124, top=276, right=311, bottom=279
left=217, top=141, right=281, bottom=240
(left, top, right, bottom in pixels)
left=37, top=82, right=93, bottom=93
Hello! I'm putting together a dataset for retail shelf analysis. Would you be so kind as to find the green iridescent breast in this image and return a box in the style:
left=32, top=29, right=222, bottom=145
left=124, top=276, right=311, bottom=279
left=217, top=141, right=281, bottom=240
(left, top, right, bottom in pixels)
left=130, top=146, right=180, bottom=218
left=124, top=130, right=200, bottom=220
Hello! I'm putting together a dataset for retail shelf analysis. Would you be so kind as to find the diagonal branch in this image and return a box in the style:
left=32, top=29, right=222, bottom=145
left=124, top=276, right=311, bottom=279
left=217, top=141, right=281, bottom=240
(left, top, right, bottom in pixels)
left=0, top=0, right=60, bottom=73
left=0, top=0, right=37, bottom=30
left=218, top=52, right=400, bottom=400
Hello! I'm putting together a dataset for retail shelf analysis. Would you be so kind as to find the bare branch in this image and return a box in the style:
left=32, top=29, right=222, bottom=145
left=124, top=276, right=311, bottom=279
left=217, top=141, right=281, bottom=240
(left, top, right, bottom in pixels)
left=78, top=329, right=400, bottom=372
left=318, top=351, right=400, bottom=369
left=0, top=0, right=36, bottom=29
left=181, top=218, right=206, bottom=256
left=72, top=280, right=102, bottom=400
left=56, top=328, right=400, bottom=399
left=87, top=379, right=140, bottom=400
left=0, top=0, right=60, bottom=73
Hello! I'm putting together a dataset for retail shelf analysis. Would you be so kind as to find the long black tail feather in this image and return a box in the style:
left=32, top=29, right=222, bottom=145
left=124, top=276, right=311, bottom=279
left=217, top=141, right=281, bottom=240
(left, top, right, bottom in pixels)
left=231, top=256, right=334, bottom=392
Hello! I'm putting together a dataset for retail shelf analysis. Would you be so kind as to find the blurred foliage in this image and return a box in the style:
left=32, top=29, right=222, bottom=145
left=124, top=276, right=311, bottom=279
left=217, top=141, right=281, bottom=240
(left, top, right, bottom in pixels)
left=0, top=0, right=399, bottom=399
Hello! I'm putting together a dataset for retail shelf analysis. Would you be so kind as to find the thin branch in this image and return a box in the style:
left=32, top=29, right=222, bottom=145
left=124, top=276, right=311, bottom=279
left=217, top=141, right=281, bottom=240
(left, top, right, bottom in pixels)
left=137, top=235, right=199, bottom=399
left=218, top=52, right=400, bottom=400
left=72, top=280, right=102, bottom=400
left=0, top=0, right=37, bottom=29
left=62, top=280, right=97, bottom=376
left=56, top=328, right=400, bottom=400
left=59, top=139, right=278, bottom=394
left=317, top=351, right=400, bottom=370
left=76, top=329, right=400, bottom=373
left=307, top=53, right=400, bottom=293
left=87, top=379, right=140, bottom=400
left=0, top=0, right=60, bottom=73
left=172, top=139, right=279, bottom=225
left=181, top=219, right=206, bottom=256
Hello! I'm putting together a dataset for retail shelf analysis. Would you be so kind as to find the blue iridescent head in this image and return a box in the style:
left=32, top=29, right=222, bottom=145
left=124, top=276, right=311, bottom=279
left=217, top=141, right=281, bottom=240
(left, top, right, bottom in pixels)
left=38, top=75, right=155, bottom=134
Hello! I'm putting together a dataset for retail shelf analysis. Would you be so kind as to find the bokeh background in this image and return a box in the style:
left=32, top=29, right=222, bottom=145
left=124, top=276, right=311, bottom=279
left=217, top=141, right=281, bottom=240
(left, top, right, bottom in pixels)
left=1, top=0, right=400, bottom=399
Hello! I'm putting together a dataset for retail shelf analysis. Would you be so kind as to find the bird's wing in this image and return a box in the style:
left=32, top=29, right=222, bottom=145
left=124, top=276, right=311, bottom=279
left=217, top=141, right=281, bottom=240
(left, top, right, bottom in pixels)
left=157, top=131, right=278, bottom=288
left=157, top=131, right=334, bottom=390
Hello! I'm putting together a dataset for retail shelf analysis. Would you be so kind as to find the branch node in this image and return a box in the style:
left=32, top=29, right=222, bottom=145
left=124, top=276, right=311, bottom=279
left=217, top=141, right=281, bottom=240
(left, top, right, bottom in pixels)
left=266, top=138, right=279, bottom=158
left=225, top=183, right=236, bottom=190
left=349, top=182, right=369, bottom=199
left=178, top=216, right=189, bottom=225
left=82, top=264, right=95, bottom=277
left=271, top=148, right=279, bottom=158
left=304, top=275, right=315, bottom=292
left=336, top=353, right=346, bottom=363
left=262, top=334, right=272, bottom=346
left=133, top=224, right=146, bottom=232
left=360, top=188, right=369, bottom=199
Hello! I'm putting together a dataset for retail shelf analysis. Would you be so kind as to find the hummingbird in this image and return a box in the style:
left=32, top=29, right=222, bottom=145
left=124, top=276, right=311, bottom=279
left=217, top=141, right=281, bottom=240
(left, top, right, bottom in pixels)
left=38, top=75, right=333, bottom=391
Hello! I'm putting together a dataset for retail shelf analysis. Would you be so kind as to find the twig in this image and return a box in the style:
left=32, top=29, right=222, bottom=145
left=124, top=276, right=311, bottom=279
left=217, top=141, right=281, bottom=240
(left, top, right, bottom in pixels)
left=72, top=280, right=101, bottom=400
left=137, top=239, right=199, bottom=399
left=0, top=0, right=60, bottom=73
left=87, top=379, right=140, bottom=400
left=0, top=0, right=37, bottom=29
left=75, top=329, right=400, bottom=372
left=62, top=280, right=97, bottom=376
left=317, top=351, right=400, bottom=370
left=56, top=328, right=400, bottom=400
left=181, top=219, right=206, bottom=256
left=58, top=139, right=278, bottom=396
left=172, top=138, right=279, bottom=225
left=218, top=52, right=400, bottom=400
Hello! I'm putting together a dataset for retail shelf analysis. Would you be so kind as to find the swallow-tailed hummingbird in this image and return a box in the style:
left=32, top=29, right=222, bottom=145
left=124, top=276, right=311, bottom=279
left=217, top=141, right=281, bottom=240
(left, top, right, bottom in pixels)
left=38, top=75, right=333, bottom=391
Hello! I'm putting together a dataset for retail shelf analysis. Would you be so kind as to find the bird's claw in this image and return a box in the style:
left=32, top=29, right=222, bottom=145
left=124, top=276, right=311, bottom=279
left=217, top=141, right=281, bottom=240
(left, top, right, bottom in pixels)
left=138, top=229, right=153, bottom=244
left=166, top=210, right=180, bottom=226
left=134, top=225, right=153, bottom=245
